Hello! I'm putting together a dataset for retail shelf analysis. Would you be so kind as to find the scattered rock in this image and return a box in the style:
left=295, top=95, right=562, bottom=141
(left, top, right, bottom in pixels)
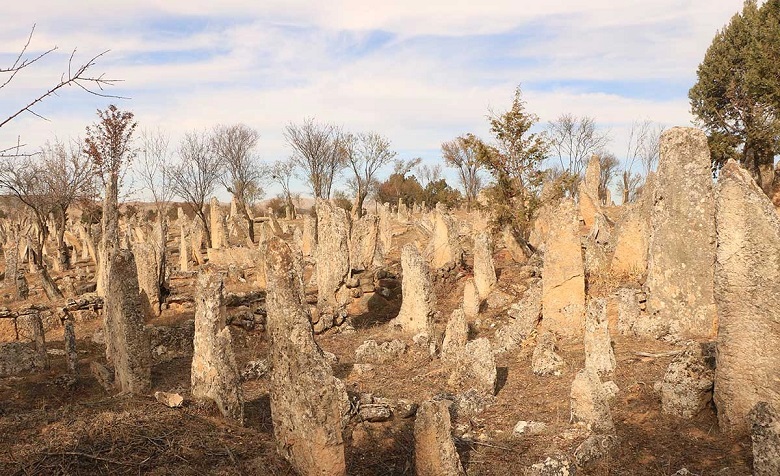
left=528, top=457, right=576, bottom=476
left=354, top=339, right=406, bottom=364
left=573, top=434, right=619, bottom=468
left=512, top=420, right=548, bottom=437
left=358, top=404, right=393, bottom=423
left=241, top=359, right=270, bottom=381
left=656, top=349, right=714, bottom=418
left=154, top=391, right=184, bottom=408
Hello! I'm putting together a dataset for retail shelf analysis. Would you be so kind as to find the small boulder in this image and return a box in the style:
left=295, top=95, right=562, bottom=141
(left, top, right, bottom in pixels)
left=355, top=339, right=406, bottom=364
left=532, top=333, right=565, bottom=376
left=155, top=391, right=184, bottom=408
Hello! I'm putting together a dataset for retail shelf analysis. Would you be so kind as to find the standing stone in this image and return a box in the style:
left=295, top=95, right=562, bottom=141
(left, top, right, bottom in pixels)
left=315, top=200, right=351, bottom=314
left=714, top=160, right=780, bottom=433
left=532, top=332, right=566, bottom=376
left=448, top=338, right=496, bottom=396
left=350, top=214, right=381, bottom=271
left=20, top=313, right=48, bottom=370
left=209, top=197, right=226, bottom=249
left=392, top=244, right=435, bottom=336
left=473, top=231, right=497, bottom=299
left=584, top=299, right=615, bottom=374
left=462, top=279, right=480, bottom=318
left=62, top=312, right=78, bottom=374
left=541, top=199, right=585, bottom=337
left=657, top=348, right=714, bottom=418
left=579, top=155, right=601, bottom=229
left=3, top=230, right=18, bottom=289
left=265, top=236, right=349, bottom=476
left=442, top=309, right=468, bottom=359
left=191, top=271, right=244, bottom=423
left=748, top=402, right=780, bottom=476
left=414, top=400, right=466, bottom=476
left=426, top=204, right=464, bottom=269
left=179, top=219, right=191, bottom=272
left=646, top=127, right=716, bottom=339
left=377, top=203, right=392, bottom=258
left=301, top=214, right=316, bottom=257
left=570, top=368, right=614, bottom=433
left=104, top=250, right=151, bottom=394
left=610, top=174, right=652, bottom=276
left=134, top=241, right=162, bottom=318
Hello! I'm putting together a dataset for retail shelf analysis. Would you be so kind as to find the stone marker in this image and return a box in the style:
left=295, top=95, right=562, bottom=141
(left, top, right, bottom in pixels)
left=579, top=154, right=601, bottom=229
left=191, top=270, right=244, bottom=424
left=265, top=236, right=349, bottom=476
left=441, top=308, right=468, bottom=360
left=541, top=199, right=585, bottom=337
left=584, top=298, right=615, bottom=374
left=570, top=368, right=614, bottom=433
left=714, top=160, right=780, bottom=433
left=392, top=244, right=435, bottom=336
left=462, top=279, right=480, bottom=318
left=209, top=197, right=226, bottom=249
left=414, top=400, right=465, bottom=476
left=315, top=200, right=351, bottom=318
left=448, top=338, right=496, bottom=396
left=748, top=402, right=780, bottom=476
left=104, top=249, right=151, bottom=394
left=646, top=127, right=716, bottom=339
left=425, top=204, right=463, bottom=269
left=656, top=348, right=714, bottom=418
left=473, top=231, right=497, bottom=299
left=531, top=332, right=565, bottom=376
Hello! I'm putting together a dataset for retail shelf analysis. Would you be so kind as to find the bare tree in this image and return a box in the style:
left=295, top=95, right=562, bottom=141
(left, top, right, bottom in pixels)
left=270, top=158, right=296, bottom=219
left=548, top=114, right=611, bottom=177
left=416, top=164, right=442, bottom=188
left=84, top=105, right=137, bottom=297
left=441, top=133, right=484, bottom=209
left=597, top=152, right=620, bottom=204
left=137, top=128, right=174, bottom=217
left=212, top=124, right=264, bottom=238
left=1, top=25, right=122, bottom=154
left=40, top=140, right=96, bottom=269
left=169, top=130, right=222, bottom=247
left=284, top=118, right=346, bottom=199
left=621, top=120, right=664, bottom=203
left=344, top=131, right=396, bottom=218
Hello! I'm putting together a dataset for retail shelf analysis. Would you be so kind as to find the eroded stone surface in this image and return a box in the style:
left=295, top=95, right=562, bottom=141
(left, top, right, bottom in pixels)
left=715, top=160, right=780, bottom=433
left=584, top=298, right=615, bottom=374
left=191, top=271, right=244, bottom=424
left=657, top=348, right=714, bottom=419
left=265, top=236, right=350, bottom=476
left=414, top=400, right=465, bottom=476
left=748, top=402, right=780, bottom=476
left=392, top=244, right=435, bottom=336
left=570, top=368, right=614, bottom=433
left=442, top=308, right=468, bottom=360
left=646, top=127, right=716, bottom=339
left=447, top=338, right=496, bottom=396
left=532, top=332, right=565, bottom=376
left=473, top=231, right=496, bottom=299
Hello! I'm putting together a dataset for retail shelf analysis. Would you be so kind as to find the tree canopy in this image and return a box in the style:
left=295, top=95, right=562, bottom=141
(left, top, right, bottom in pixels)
left=689, top=0, right=780, bottom=193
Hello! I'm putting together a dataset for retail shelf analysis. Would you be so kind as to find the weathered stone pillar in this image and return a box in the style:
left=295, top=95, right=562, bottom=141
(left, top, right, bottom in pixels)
left=265, top=236, right=349, bottom=476
left=350, top=214, right=381, bottom=271
left=414, top=400, right=465, bottom=476
left=473, top=231, right=496, bottom=299
left=584, top=298, right=615, bottom=374
left=646, top=127, right=716, bottom=339
left=541, top=199, right=585, bottom=337
left=579, top=155, right=601, bottom=229
left=210, top=197, right=226, bottom=249
left=392, top=244, right=435, bottom=336
left=62, top=310, right=78, bottom=375
left=714, top=160, right=780, bottom=433
left=425, top=204, right=463, bottom=269
left=21, top=312, right=48, bottom=370
left=301, top=214, right=316, bottom=257
left=191, top=270, right=244, bottom=423
left=104, top=249, right=151, bottom=394
left=315, top=200, right=350, bottom=321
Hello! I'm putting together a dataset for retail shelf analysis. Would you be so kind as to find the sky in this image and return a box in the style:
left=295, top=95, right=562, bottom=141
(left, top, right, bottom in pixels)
left=0, top=1, right=746, bottom=201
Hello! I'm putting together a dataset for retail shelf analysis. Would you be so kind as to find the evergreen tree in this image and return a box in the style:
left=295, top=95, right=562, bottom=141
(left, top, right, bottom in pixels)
left=689, top=0, right=780, bottom=193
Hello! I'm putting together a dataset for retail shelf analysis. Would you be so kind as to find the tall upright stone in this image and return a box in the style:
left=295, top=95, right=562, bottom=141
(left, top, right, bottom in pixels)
left=541, top=199, right=586, bottom=337
left=714, top=160, right=780, bottom=433
left=179, top=211, right=192, bottom=272
left=104, top=249, right=151, bottom=394
left=646, top=127, right=716, bottom=339
left=377, top=202, right=393, bottom=258
left=426, top=204, right=463, bottom=269
left=301, top=214, right=316, bottom=257
left=473, top=231, right=497, bottom=299
left=350, top=214, right=381, bottom=271
left=610, top=176, right=653, bottom=276
left=4, top=229, right=19, bottom=289
left=191, top=270, right=244, bottom=423
left=579, top=155, right=601, bottom=229
left=265, top=236, right=349, bottom=476
left=414, top=400, right=466, bottom=476
left=209, top=197, right=226, bottom=249
left=315, top=200, right=351, bottom=314
left=584, top=298, right=616, bottom=374
left=134, top=218, right=166, bottom=318
left=392, top=244, right=435, bottom=336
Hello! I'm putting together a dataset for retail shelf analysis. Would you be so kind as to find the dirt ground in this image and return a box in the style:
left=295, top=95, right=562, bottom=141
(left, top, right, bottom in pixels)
left=0, top=220, right=752, bottom=475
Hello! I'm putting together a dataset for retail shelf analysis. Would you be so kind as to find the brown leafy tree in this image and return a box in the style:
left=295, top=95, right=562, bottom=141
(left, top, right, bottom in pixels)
left=84, top=105, right=137, bottom=297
